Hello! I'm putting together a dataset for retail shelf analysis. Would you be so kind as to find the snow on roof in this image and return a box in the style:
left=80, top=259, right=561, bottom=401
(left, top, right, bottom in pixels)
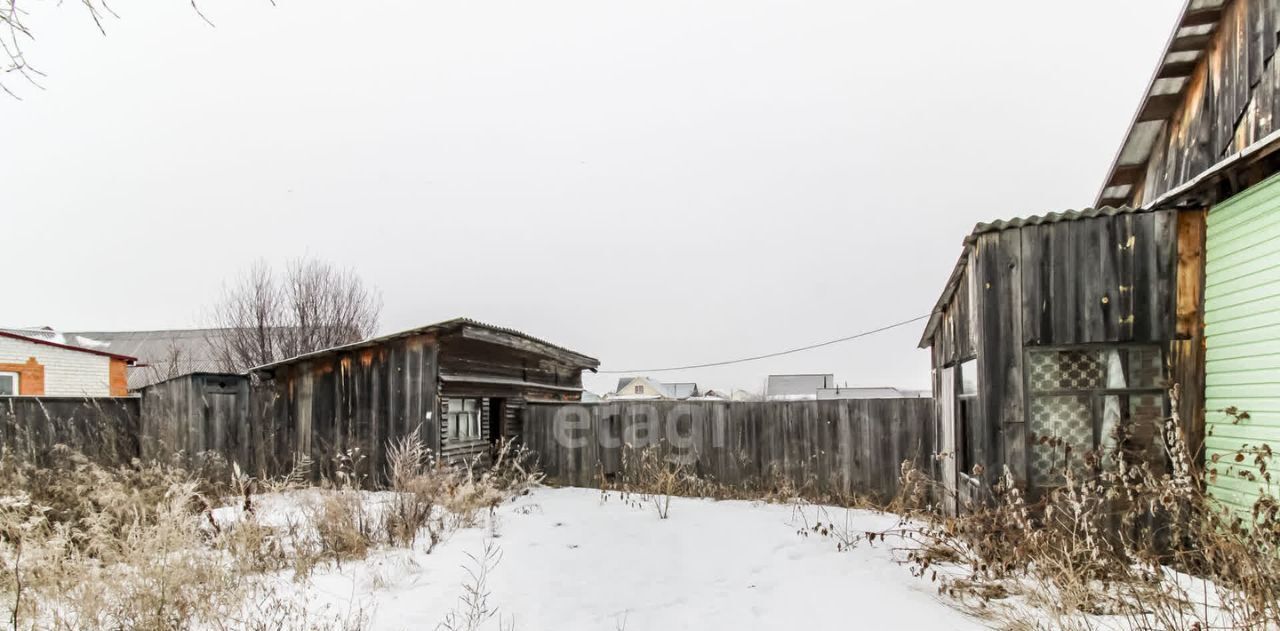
left=0, top=328, right=139, bottom=364
left=62, top=328, right=238, bottom=389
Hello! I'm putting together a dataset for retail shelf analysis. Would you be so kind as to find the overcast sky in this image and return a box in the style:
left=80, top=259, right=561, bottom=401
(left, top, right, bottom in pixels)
left=4, top=0, right=1181, bottom=394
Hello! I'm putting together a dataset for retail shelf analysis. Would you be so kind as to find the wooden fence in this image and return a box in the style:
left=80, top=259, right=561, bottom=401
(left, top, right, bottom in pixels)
left=523, top=398, right=934, bottom=501
left=0, top=396, right=141, bottom=465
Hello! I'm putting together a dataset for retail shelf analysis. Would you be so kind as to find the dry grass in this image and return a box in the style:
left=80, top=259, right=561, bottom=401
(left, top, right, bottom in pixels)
left=0, top=434, right=541, bottom=630
left=884, top=386, right=1280, bottom=630
left=596, top=442, right=881, bottom=519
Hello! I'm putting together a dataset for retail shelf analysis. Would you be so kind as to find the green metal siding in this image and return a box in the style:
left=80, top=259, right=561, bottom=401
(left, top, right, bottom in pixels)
left=1205, top=173, right=1280, bottom=514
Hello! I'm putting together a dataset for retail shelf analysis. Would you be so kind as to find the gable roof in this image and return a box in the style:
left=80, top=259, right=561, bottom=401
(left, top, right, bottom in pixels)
left=0, top=329, right=138, bottom=364
left=1096, top=0, right=1229, bottom=207
left=611, top=377, right=702, bottom=399
left=249, top=317, right=599, bottom=374
left=918, top=206, right=1149, bottom=347
left=613, top=376, right=674, bottom=398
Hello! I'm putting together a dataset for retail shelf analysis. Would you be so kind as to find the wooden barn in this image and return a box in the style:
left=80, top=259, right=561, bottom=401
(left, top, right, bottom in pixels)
left=919, top=207, right=1207, bottom=513
left=1096, top=0, right=1280, bottom=513
left=246, top=318, right=599, bottom=480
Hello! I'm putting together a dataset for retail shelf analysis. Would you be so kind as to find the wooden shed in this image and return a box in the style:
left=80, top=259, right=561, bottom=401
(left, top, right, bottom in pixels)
left=919, top=207, right=1207, bottom=513
left=248, top=318, right=599, bottom=480
left=140, top=372, right=251, bottom=465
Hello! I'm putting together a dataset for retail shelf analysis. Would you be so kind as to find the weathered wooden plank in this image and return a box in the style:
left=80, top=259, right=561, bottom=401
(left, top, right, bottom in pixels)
left=0, top=396, right=141, bottom=466
left=1123, top=0, right=1280, bottom=205
left=1020, top=224, right=1048, bottom=345
left=521, top=400, right=935, bottom=502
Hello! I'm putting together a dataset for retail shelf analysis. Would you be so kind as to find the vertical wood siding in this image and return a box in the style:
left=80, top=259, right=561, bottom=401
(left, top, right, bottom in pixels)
left=523, top=399, right=934, bottom=503
left=254, top=335, right=439, bottom=482
left=927, top=209, right=1203, bottom=495
left=0, top=396, right=140, bottom=465
left=141, top=373, right=251, bottom=468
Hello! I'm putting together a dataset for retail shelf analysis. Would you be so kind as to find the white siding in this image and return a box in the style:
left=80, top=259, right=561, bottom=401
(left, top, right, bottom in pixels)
left=0, top=337, right=112, bottom=396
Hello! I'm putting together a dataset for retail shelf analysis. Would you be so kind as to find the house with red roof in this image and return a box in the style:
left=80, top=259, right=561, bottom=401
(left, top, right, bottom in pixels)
left=0, top=329, right=138, bottom=397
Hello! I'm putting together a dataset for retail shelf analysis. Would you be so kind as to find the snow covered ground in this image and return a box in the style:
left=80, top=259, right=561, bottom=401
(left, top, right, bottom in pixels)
left=235, top=487, right=984, bottom=630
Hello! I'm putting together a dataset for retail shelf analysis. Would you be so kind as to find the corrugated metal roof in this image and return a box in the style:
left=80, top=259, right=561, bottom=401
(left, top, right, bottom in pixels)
left=249, top=317, right=599, bottom=374
left=966, top=206, right=1144, bottom=242
left=920, top=206, right=1148, bottom=347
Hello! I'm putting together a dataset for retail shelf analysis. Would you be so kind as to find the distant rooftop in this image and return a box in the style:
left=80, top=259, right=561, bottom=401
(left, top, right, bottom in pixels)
left=65, top=328, right=235, bottom=390
left=0, top=327, right=140, bottom=364
left=817, top=387, right=930, bottom=400
left=765, top=374, right=834, bottom=399
left=611, top=376, right=701, bottom=400
left=1, top=326, right=244, bottom=390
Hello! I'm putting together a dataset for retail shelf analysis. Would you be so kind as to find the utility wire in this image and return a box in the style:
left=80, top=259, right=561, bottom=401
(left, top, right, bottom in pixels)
left=597, top=313, right=930, bottom=374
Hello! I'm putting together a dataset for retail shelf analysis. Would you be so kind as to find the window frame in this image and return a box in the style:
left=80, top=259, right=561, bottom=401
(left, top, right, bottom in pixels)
left=0, top=372, right=18, bottom=396
left=1022, top=343, right=1169, bottom=487
left=954, top=357, right=980, bottom=483
left=445, top=397, right=483, bottom=441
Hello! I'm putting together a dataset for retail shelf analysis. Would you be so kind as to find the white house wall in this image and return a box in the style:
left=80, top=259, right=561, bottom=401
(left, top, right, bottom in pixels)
left=0, top=337, right=112, bottom=396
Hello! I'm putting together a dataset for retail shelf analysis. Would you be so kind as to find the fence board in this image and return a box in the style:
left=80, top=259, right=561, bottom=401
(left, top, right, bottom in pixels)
left=523, top=399, right=934, bottom=502
left=0, top=396, right=141, bottom=465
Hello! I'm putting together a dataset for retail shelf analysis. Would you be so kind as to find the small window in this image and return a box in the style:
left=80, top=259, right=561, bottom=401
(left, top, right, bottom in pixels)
left=0, top=372, right=17, bottom=396
left=1026, top=346, right=1167, bottom=487
left=445, top=398, right=482, bottom=440
left=958, top=359, right=978, bottom=396
left=634, top=385, right=644, bottom=395
left=955, top=359, right=980, bottom=477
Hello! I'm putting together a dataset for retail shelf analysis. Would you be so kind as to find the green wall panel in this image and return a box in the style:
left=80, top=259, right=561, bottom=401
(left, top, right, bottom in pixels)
left=1205, top=173, right=1280, bottom=515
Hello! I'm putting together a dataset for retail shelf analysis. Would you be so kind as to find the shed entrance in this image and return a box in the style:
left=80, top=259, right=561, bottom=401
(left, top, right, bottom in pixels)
left=1204, top=172, right=1280, bottom=514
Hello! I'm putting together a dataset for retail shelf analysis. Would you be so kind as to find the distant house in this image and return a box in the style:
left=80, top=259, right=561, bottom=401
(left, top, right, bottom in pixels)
left=607, top=376, right=701, bottom=400
left=817, top=387, right=930, bottom=400
left=610, top=376, right=666, bottom=399
left=0, top=329, right=137, bottom=397
left=765, top=374, right=833, bottom=401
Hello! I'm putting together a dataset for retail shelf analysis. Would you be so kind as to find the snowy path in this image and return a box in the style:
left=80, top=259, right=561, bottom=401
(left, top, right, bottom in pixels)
left=298, top=488, right=984, bottom=630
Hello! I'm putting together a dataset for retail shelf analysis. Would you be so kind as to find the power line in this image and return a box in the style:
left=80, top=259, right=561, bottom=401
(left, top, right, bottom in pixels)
left=597, top=313, right=930, bottom=374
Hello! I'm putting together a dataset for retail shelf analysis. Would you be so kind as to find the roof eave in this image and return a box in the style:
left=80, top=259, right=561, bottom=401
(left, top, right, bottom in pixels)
left=1096, top=0, right=1228, bottom=207
left=249, top=317, right=599, bottom=375
left=0, top=331, right=140, bottom=364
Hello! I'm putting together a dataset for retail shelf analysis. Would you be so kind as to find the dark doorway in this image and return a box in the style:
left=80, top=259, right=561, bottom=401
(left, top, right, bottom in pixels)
left=488, top=398, right=505, bottom=443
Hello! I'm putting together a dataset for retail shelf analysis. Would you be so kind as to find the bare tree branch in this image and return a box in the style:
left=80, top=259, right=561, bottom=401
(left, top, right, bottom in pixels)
left=1, top=0, right=217, bottom=98
left=206, top=257, right=383, bottom=373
